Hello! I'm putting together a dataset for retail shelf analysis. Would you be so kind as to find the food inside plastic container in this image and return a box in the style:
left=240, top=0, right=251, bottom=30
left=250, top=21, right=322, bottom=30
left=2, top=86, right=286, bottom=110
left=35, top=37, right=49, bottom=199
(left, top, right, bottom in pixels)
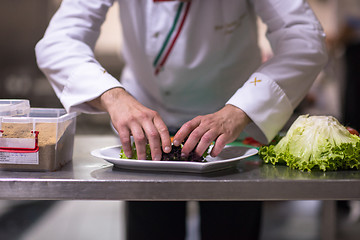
left=0, top=108, right=77, bottom=171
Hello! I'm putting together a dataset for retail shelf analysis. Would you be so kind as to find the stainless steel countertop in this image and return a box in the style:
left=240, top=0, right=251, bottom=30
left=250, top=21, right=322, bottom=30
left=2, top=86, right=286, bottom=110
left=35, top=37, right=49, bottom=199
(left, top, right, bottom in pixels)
left=0, top=135, right=359, bottom=201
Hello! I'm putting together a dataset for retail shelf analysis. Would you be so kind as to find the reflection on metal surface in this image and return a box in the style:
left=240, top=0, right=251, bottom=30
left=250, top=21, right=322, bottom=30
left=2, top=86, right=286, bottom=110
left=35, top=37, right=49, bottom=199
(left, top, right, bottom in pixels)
left=261, top=164, right=360, bottom=180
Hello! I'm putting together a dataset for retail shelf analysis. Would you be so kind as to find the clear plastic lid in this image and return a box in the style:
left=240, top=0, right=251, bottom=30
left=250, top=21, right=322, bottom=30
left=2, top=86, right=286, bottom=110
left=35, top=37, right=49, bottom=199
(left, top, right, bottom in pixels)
left=0, top=99, right=30, bottom=117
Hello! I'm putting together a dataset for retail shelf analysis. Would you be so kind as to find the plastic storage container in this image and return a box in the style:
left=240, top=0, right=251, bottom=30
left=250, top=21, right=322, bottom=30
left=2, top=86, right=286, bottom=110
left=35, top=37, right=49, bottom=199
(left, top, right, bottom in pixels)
left=0, top=108, right=77, bottom=171
left=0, top=99, right=30, bottom=117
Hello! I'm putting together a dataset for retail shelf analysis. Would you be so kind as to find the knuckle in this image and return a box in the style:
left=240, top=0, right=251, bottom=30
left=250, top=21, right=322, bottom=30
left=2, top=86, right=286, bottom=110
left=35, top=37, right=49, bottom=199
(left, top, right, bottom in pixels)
left=183, top=121, right=194, bottom=129
left=118, top=117, right=134, bottom=127
left=120, top=137, right=131, bottom=145
left=203, top=118, right=215, bottom=127
left=151, top=146, right=161, bottom=154
left=113, top=119, right=126, bottom=127
left=157, top=126, right=169, bottom=134
left=145, top=109, right=159, bottom=119
left=193, top=116, right=201, bottom=122
left=191, top=130, right=202, bottom=139
left=135, top=112, right=148, bottom=120
left=118, top=130, right=130, bottom=141
left=152, top=111, right=160, bottom=118
left=147, top=130, right=159, bottom=139
left=202, top=134, right=213, bottom=144
left=134, top=135, right=146, bottom=144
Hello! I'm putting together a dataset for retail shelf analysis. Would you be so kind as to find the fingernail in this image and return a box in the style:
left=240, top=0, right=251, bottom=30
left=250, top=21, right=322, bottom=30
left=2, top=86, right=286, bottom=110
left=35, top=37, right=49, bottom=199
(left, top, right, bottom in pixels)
left=181, top=152, right=187, bottom=158
left=165, top=146, right=171, bottom=153
left=173, top=140, right=180, bottom=146
left=154, top=155, right=162, bottom=161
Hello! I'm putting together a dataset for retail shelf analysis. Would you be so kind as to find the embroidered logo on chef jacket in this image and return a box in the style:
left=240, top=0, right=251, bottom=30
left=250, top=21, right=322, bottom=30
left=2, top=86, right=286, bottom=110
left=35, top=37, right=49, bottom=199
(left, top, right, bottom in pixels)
left=214, top=14, right=246, bottom=35
left=153, top=1, right=192, bottom=75
left=250, top=77, right=262, bottom=86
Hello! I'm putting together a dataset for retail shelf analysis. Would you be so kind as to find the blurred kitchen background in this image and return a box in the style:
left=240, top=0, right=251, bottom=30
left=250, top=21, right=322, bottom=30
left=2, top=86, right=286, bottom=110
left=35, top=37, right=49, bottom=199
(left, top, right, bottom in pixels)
left=0, top=0, right=359, bottom=239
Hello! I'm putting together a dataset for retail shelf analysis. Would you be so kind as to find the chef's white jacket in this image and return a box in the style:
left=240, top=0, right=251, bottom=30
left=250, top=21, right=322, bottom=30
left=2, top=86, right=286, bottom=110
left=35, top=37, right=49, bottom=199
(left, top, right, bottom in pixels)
left=35, top=0, right=328, bottom=143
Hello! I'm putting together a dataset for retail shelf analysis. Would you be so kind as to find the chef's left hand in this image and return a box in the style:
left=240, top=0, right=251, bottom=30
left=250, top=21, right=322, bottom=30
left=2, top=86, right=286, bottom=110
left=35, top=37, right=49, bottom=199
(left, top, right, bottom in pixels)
left=173, top=104, right=251, bottom=158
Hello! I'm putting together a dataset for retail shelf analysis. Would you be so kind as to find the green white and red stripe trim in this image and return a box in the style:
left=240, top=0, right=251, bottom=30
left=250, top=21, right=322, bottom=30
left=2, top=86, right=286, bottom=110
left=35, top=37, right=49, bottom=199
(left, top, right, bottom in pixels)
left=153, top=1, right=191, bottom=75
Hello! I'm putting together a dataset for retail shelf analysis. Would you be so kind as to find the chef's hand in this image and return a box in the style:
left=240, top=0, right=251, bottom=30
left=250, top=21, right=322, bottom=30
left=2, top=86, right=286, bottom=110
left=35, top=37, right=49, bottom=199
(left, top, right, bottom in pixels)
left=173, top=104, right=251, bottom=158
left=88, top=87, right=172, bottom=160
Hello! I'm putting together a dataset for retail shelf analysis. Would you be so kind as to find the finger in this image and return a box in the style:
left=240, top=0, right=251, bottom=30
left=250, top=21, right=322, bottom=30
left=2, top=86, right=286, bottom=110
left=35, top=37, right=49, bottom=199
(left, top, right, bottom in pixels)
left=181, top=124, right=209, bottom=157
left=117, top=126, right=132, bottom=158
left=210, top=134, right=228, bottom=157
left=194, top=130, right=217, bottom=157
left=153, top=116, right=171, bottom=153
left=173, top=117, right=201, bottom=147
left=142, top=119, right=162, bottom=161
left=130, top=124, right=147, bottom=160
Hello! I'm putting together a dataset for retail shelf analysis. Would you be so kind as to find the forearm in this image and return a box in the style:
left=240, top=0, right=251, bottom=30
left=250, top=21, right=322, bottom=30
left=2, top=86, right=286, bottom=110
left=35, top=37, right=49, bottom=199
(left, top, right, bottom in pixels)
left=87, top=87, right=127, bottom=112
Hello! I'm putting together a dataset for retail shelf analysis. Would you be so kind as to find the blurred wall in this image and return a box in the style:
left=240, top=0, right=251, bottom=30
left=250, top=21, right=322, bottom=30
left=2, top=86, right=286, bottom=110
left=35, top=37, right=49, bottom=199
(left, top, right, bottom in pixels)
left=0, top=0, right=61, bottom=107
left=0, top=0, right=123, bottom=109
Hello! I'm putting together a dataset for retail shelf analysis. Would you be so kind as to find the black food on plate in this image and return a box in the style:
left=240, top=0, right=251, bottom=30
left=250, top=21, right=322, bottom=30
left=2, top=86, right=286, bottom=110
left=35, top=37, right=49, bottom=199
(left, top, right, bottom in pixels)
left=161, top=145, right=206, bottom=162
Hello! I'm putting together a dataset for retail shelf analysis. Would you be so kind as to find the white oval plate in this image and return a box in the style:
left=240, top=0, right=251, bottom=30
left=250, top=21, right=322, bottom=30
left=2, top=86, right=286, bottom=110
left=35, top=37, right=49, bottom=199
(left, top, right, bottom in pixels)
left=91, top=145, right=258, bottom=173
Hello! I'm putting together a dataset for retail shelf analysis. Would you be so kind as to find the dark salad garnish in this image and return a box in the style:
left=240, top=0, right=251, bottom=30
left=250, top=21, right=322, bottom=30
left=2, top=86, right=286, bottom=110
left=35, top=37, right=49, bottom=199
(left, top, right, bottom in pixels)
left=120, top=143, right=209, bottom=162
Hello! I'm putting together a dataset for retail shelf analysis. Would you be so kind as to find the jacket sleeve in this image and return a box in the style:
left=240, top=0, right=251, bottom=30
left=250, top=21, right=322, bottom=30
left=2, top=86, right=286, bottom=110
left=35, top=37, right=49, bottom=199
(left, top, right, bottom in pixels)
left=35, top=0, right=122, bottom=113
left=226, top=0, right=328, bottom=143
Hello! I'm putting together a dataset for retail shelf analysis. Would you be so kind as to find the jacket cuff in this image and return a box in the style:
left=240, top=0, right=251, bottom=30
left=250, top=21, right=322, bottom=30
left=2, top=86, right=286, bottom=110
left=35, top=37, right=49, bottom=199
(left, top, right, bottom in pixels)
left=226, top=72, right=293, bottom=143
left=61, top=62, right=123, bottom=113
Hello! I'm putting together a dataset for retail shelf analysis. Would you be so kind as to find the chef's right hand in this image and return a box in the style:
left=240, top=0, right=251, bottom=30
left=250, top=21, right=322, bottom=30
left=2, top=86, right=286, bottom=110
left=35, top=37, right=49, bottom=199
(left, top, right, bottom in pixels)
left=89, top=87, right=172, bottom=160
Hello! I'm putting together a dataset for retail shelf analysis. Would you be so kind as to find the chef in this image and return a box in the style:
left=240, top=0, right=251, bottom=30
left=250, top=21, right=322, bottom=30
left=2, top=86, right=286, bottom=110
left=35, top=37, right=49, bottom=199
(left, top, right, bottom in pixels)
left=35, top=0, right=328, bottom=239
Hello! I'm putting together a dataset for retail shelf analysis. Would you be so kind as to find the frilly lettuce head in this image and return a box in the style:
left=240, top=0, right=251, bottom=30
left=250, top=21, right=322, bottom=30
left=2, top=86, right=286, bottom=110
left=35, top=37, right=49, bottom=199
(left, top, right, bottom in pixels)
left=259, top=115, right=360, bottom=171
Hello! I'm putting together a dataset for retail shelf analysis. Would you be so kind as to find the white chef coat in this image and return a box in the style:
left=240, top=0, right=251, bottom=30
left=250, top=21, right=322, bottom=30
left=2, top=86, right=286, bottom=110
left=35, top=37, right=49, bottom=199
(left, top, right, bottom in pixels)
left=35, top=0, right=328, bottom=143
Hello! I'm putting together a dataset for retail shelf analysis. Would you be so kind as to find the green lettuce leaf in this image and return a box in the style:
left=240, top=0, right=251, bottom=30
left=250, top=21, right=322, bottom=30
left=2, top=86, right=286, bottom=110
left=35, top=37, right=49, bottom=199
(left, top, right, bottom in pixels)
left=120, top=142, right=152, bottom=160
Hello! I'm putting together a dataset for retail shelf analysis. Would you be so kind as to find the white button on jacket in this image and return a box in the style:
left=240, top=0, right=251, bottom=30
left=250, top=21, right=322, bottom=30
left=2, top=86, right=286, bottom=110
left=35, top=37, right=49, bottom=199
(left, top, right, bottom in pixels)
left=35, top=0, right=328, bottom=143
